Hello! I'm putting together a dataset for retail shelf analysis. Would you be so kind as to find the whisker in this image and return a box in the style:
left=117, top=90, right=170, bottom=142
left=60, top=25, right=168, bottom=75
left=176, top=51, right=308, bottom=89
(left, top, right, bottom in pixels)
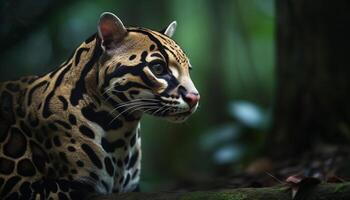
left=129, top=105, right=159, bottom=115
left=152, top=105, right=167, bottom=116
left=102, top=86, right=125, bottom=96
left=143, top=107, right=157, bottom=114
left=109, top=102, right=160, bottom=124
left=116, top=98, right=160, bottom=105
left=106, top=97, right=160, bottom=106
left=161, top=106, right=173, bottom=116
left=109, top=104, right=143, bottom=125
left=111, top=101, right=158, bottom=113
left=110, top=100, right=160, bottom=113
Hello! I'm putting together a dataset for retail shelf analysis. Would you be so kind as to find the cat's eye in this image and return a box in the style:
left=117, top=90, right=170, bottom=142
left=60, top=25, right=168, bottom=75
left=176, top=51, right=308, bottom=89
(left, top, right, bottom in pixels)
left=150, top=62, right=166, bottom=76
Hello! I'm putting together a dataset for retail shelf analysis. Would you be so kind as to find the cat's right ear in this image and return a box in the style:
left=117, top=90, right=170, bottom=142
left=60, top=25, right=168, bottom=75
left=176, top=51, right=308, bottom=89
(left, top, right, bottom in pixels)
left=98, top=12, right=127, bottom=50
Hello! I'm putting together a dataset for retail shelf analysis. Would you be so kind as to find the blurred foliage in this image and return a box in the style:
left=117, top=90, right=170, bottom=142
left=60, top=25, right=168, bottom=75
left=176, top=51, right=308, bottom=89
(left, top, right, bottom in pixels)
left=0, top=0, right=274, bottom=191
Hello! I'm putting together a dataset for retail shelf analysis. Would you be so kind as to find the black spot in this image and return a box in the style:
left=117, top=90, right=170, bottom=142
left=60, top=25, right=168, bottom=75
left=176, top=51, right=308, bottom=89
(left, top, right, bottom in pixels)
left=16, top=106, right=26, bottom=118
left=124, top=155, right=129, bottom=165
left=141, top=51, right=148, bottom=59
left=0, top=91, right=15, bottom=124
left=129, top=55, right=136, bottom=60
left=70, top=44, right=102, bottom=106
left=71, top=169, right=77, bottom=174
left=30, top=141, right=48, bottom=173
left=4, top=127, right=27, bottom=158
left=58, top=179, right=70, bottom=192
left=48, top=123, right=58, bottom=131
left=79, top=125, right=95, bottom=139
left=129, top=90, right=140, bottom=98
left=28, top=77, right=38, bottom=84
left=104, top=157, right=114, bottom=176
left=48, top=167, right=56, bottom=178
left=89, top=172, right=99, bottom=180
left=19, top=181, right=32, bottom=199
left=53, top=136, right=61, bottom=147
left=19, top=121, right=32, bottom=137
left=6, top=192, right=19, bottom=199
left=132, top=169, right=139, bottom=179
left=75, top=48, right=90, bottom=65
left=28, top=81, right=48, bottom=106
left=67, top=146, right=76, bottom=152
left=28, top=113, right=39, bottom=128
left=17, top=159, right=36, bottom=177
left=59, top=152, right=69, bottom=163
left=150, top=44, right=156, bottom=51
left=5, top=83, right=20, bottom=92
left=58, top=96, right=68, bottom=110
left=45, top=179, right=58, bottom=193
left=34, top=132, right=44, bottom=144
left=101, top=137, right=125, bottom=153
left=81, top=144, right=102, bottom=169
left=124, top=131, right=132, bottom=138
left=55, top=120, right=72, bottom=130
left=130, top=134, right=136, bottom=147
left=123, top=173, right=130, bottom=187
left=128, top=151, right=139, bottom=169
left=31, top=181, right=44, bottom=195
left=68, top=114, right=77, bottom=125
left=44, top=139, right=53, bottom=149
left=69, top=190, right=83, bottom=200
left=58, top=192, right=69, bottom=200
left=101, top=180, right=109, bottom=191
left=81, top=104, right=123, bottom=131
left=117, top=160, right=123, bottom=167
left=0, top=124, right=9, bottom=143
left=1, top=176, right=21, bottom=197
left=65, top=132, right=72, bottom=137
left=0, top=157, right=15, bottom=174
left=118, top=176, right=124, bottom=184
left=61, top=165, right=69, bottom=174
left=76, top=161, right=84, bottom=167
left=70, top=138, right=76, bottom=144
left=43, top=64, right=72, bottom=118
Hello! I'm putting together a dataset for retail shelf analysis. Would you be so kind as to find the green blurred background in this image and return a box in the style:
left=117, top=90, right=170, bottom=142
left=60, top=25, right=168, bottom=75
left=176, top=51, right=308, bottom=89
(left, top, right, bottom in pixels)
left=0, top=0, right=274, bottom=191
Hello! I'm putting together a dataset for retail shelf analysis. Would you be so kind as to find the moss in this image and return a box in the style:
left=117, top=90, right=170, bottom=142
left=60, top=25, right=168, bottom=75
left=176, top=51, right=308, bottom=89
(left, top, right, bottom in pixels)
left=180, top=192, right=248, bottom=200
left=334, top=183, right=350, bottom=193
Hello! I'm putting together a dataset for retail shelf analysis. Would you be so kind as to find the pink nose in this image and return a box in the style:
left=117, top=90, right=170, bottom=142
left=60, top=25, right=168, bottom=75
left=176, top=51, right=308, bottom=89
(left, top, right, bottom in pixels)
left=184, top=92, right=200, bottom=108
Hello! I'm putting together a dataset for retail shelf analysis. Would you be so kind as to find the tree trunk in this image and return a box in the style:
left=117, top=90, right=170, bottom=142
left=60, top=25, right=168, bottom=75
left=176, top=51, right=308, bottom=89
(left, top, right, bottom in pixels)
left=269, top=0, right=350, bottom=158
left=89, top=183, right=350, bottom=200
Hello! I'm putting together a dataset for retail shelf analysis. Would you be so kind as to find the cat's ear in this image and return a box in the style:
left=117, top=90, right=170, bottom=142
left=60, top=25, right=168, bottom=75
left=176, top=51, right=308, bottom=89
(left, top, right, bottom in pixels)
left=160, top=21, right=177, bottom=37
left=98, top=12, right=127, bottom=50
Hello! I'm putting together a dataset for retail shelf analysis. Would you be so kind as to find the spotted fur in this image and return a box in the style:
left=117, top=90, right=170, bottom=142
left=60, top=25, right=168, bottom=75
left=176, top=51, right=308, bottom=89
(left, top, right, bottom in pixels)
left=0, top=12, right=199, bottom=200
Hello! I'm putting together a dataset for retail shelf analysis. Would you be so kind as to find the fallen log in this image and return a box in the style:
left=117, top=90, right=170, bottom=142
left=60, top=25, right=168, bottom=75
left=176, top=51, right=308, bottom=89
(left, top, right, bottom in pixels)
left=88, top=182, right=350, bottom=200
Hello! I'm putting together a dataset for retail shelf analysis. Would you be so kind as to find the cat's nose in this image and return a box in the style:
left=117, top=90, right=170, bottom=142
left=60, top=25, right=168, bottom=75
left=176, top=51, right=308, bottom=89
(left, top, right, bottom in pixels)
left=183, top=92, right=200, bottom=108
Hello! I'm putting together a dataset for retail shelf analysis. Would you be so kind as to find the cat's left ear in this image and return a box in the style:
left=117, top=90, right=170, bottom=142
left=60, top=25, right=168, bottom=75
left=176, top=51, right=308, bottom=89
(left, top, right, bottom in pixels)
left=160, top=21, right=177, bottom=37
